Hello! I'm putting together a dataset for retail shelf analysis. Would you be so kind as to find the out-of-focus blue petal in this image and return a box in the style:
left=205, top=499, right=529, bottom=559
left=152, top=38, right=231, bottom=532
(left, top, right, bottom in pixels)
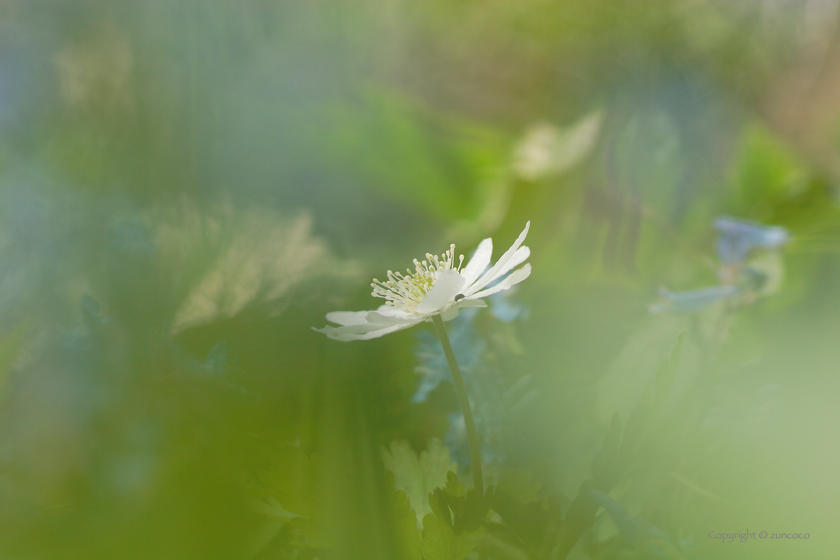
left=489, top=287, right=530, bottom=323
left=413, top=306, right=520, bottom=465
left=714, top=216, right=789, bottom=265
left=411, top=308, right=485, bottom=403
left=445, top=408, right=508, bottom=466
left=651, top=285, right=738, bottom=313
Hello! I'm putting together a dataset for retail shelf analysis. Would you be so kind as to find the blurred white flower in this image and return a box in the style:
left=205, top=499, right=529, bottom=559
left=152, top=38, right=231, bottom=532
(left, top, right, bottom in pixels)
left=168, top=206, right=358, bottom=334
left=315, top=222, right=532, bottom=341
left=512, top=112, right=602, bottom=181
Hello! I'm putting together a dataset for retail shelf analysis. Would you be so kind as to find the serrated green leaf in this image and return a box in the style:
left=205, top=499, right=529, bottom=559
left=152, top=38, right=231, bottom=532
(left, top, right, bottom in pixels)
left=382, top=439, right=457, bottom=526
left=443, top=470, right=466, bottom=499
left=428, top=488, right=453, bottom=527
left=421, top=514, right=455, bottom=560
left=393, top=490, right=423, bottom=560
left=454, top=526, right=485, bottom=560
left=421, top=513, right=485, bottom=560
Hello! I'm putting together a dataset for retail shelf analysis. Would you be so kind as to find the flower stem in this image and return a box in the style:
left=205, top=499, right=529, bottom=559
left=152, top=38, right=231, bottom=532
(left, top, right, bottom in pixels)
left=431, top=314, right=484, bottom=497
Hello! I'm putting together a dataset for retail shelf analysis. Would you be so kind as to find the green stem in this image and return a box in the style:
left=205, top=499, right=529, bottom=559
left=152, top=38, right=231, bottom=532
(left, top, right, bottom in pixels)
left=431, top=314, right=484, bottom=497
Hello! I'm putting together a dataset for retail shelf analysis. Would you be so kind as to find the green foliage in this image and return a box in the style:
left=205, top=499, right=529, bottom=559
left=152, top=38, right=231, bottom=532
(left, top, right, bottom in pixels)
left=496, top=468, right=543, bottom=505
left=5, top=2, right=840, bottom=559
left=734, top=124, right=807, bottom=212
left=421, top=513, right=485, bottom=560
left=0, top=324, right=25, bottom=398
left=384, top=455, right=486, bottom=560
left=487, top=468, right=562, bottom=559
left=248, top=443, right=325, bottom=557
left=421, top=472, right=487, bottom=560
left=383, top=439, right=458, bottom=525
left=327, top=88, right=508, bottom=222
left=255, top=444, right=320, bottom=521
left=557, top=334, right=686, bottom=560
left=429, top=472, right=487, bottom=535
left=392, top=486, right=423, bottom=560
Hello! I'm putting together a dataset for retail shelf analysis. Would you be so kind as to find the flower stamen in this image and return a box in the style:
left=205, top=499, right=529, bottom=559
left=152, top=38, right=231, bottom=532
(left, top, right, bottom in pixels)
left=371, top=244, right=464, bottom=313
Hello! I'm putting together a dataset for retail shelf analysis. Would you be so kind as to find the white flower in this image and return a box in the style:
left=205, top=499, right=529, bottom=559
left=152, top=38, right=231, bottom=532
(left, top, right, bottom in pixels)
left=315, top=222, right=532, bottom=341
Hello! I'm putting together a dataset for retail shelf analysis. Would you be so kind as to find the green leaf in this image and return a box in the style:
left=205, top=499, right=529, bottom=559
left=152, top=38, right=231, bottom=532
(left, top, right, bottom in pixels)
left=555, top=479, right=600, bottom=560
left=489, top=473, right=561, bottom=557
left=735, top=123, right=807, bottom=209
left=382, top=439, right=457, bottom=525
left=421, top=513, right=485, bottom=560
left=327, top=88, right=507, bottom=222
left=436, top=471, right=487, bottom=534
left=393, top=489, right=423, bottom=560
left=428, top=487, right=453, bottom=527
left=496, top=468, right=542, bottom=505
left=255, top=444, right=319, bottom=520
left=442, top=470, right=466, bottom=499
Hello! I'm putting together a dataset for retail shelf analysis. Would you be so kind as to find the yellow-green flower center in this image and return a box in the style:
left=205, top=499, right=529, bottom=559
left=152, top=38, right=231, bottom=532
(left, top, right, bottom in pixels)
left=371, top=244, right=464, bottom=313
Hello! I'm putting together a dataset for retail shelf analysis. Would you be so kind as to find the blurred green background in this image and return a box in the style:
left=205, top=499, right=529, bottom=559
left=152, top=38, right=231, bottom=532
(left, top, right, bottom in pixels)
left=1, top=1, right=839, bottom=559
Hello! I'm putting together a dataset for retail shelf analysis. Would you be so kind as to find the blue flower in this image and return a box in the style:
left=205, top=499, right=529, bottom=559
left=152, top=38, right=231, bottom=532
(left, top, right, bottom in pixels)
left=653, top=216, right=789, bottom=314
left=650, top=286, right=738, bottom=313
left=714, top=216, right=789, bottom=266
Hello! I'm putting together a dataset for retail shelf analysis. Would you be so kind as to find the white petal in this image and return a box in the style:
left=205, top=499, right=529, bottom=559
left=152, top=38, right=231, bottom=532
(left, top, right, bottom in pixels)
left=416, top=269, right=466, bottom=315
left=466, top=221, right=530, bottom=295
left=460, top=238, right=492, bottom=286
left=454, top=299, right=487, bottom=309
left=323, top=306, right=413, bottom=329
left=349, top=320, right=423, bottom=340
left=373, top=305, right=414, bottom=319
left=441, top=307, right=460, bottom=321
left=325, top=311, right=371, bottom=326
left=314, top=323, right=381, bottom=336
left=438, top=298, right=488, bottom=321
left=467, top=263, right=531, bottom=300
left=313, top=316, right=422, bottom=341
left=465, top=246, right=529, bottom=296
left=366, top=309, right=419, bottom=325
